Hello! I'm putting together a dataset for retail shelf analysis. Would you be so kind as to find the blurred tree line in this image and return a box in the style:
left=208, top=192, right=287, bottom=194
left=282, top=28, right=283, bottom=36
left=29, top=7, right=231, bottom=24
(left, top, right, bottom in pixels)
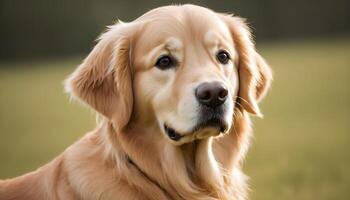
left=1, top=0, right=349, bottom=61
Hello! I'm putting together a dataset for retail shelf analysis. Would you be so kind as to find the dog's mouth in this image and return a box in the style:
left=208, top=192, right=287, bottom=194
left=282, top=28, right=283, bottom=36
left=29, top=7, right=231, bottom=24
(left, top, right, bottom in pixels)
left=164, top=124, right=183, bottom=141
left=164, top=118, right=228, bottom=143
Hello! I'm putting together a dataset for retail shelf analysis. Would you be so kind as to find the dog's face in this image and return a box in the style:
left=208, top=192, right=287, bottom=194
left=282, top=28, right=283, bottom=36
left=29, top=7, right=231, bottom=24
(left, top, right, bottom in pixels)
left=66, top=5, right=272, bottom=145
left=132, top=8, right=239, bottom=144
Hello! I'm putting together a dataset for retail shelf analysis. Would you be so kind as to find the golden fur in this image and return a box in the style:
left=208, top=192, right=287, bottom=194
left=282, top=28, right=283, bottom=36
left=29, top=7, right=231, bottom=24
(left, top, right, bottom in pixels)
left=0, top=5, right=272, bottom=200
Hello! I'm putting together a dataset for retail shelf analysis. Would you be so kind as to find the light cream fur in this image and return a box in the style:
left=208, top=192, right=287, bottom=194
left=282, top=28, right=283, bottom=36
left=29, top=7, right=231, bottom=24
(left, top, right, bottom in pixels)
left=0, top=4, right=272, bottom=200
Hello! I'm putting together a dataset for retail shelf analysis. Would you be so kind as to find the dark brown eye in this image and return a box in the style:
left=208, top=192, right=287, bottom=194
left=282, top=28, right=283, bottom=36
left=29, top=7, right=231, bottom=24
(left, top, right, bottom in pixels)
left=216, top=50, right=230, bottom=64
left=155, top=55, right=175, bottom=70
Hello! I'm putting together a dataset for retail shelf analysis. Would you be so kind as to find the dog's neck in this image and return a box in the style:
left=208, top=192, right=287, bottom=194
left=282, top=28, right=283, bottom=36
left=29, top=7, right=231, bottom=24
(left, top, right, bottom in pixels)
left=101, top=119, right=235, bottom=200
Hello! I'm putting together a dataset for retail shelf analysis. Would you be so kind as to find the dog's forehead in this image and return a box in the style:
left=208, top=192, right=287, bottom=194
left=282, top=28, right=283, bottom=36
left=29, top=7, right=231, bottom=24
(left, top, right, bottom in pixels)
left=134, top=6, right=233, bottom=53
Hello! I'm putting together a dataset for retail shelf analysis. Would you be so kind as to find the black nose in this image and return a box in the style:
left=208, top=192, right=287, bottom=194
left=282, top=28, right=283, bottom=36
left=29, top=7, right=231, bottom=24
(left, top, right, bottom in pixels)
left=195, top=81, right=228, bottom=108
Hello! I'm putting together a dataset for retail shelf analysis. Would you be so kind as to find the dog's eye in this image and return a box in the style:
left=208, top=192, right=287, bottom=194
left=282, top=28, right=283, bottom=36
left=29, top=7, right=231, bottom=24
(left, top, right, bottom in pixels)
left=155, top=55, right=175, bottom=70
left=216, top=50, right=230, bottom=64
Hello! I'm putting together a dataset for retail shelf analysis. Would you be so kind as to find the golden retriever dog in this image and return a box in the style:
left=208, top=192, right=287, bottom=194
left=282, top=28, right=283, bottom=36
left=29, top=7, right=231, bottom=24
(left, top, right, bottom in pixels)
left=0, top=4, right=272, bottom=200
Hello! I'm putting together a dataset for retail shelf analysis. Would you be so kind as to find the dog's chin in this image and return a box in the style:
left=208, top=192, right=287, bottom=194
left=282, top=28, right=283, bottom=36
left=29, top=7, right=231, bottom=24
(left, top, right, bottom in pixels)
left=163, top=119, right=229, bottom=145
left=193, top=126, right=222, bottom=139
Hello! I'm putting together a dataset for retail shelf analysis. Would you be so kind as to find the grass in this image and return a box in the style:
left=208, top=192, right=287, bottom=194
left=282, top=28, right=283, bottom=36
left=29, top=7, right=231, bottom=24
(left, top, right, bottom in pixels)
left=1, top=38, right=350, bottom=200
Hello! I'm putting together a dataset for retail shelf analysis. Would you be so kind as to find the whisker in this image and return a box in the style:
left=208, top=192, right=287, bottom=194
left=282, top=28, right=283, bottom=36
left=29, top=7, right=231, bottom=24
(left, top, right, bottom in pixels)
left=235, top=96, right=256, bottom=112
left=230, top=108, right=241, bottom=138
left=233, top=98, right=245, bottom=112
left=236, top=96, right=249, bottom=105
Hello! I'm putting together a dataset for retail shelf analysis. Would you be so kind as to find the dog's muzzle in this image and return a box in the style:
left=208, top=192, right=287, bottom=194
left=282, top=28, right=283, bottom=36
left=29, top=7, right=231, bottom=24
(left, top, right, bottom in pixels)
left=163, top=81, right=230, bottom=143
left=164, top=111, right=229, bottom=143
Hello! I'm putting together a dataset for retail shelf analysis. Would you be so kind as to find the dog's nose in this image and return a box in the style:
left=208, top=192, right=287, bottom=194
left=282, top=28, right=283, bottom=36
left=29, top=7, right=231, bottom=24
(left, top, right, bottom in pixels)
left=195, top=81, right=228, bottom=108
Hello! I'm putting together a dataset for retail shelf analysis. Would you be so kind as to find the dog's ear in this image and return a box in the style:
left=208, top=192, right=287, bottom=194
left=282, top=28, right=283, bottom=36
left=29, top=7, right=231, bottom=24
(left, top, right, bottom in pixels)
left=219, top=14, right=272, bottom=117
left=65, top=23, right=135, bottom=130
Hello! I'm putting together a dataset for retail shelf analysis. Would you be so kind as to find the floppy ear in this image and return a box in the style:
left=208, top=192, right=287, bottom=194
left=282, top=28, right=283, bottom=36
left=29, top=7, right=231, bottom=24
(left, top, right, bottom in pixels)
left=220, top=14, right=272, bottom=117
left=65, top=23, right=134, bottom=130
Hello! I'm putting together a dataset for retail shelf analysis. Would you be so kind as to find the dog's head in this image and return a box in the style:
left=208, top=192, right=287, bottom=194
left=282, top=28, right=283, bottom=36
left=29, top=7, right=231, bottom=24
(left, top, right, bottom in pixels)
left=65, top=5, right=272, bottom=145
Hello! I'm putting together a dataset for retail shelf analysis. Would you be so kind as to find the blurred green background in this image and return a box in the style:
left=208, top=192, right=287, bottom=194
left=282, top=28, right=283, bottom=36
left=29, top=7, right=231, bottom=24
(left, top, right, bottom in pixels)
left=1, top=1, right=350, bottom=200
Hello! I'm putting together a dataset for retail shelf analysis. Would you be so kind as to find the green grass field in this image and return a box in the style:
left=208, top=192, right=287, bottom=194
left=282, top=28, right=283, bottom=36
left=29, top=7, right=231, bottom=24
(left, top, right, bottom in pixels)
left=1, top=38, right=350, bottom=200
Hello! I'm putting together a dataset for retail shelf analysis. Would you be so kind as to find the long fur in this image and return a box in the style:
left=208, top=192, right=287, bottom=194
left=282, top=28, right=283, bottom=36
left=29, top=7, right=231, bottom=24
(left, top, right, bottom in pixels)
left=0, top=4, right=271, bottom=200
